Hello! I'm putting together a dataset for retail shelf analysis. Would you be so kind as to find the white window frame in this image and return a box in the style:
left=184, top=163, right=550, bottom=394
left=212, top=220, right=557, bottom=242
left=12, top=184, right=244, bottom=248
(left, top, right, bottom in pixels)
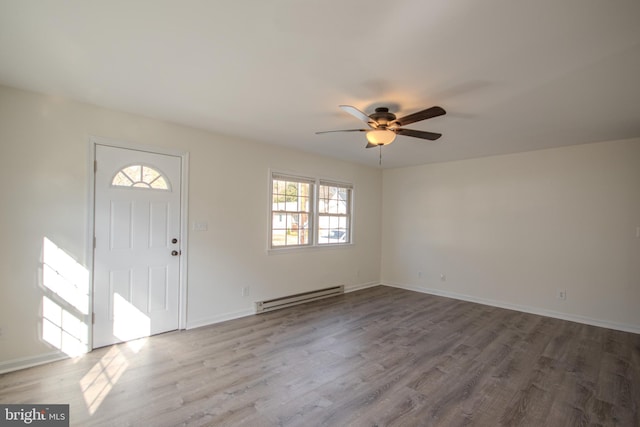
left=269, top=171, right=353, bottom=251
left=270, top=173, right=315, bottom=249
left=317, top=180, right=353, bottom=246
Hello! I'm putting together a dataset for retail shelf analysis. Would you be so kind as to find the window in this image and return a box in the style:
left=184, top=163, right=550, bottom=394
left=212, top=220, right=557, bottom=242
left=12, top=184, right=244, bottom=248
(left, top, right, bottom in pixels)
left=318, top=181, right=351, bottom=245
left=271, top=174, right=313, bottom=247
left=111, top=164, right=169, bottom=190
left=270, top=172, right=352, bottom=249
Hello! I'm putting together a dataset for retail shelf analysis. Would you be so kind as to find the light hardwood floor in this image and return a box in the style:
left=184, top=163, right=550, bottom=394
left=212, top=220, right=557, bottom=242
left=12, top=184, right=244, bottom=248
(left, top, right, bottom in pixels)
left=1, top=286, right=639, bottom=426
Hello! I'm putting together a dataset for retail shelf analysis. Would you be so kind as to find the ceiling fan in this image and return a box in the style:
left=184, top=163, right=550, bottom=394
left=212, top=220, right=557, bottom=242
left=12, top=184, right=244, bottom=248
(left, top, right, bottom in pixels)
left=316, top=105, right=446, bottom=148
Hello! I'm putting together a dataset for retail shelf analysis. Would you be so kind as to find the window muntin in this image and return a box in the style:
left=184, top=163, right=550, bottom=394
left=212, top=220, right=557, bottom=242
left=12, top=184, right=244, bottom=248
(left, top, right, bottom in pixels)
left=111, top=165, right=169, bottom=190
left=271, top=175, right=313, bottom=247
left=318, top=182, right=351, bottom=245
left=270, top=173, right=352, bottom=249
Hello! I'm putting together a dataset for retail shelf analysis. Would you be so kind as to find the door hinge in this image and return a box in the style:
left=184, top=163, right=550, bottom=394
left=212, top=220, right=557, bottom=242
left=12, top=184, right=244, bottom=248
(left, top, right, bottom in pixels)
left=92, top=313, right=95, bottom=324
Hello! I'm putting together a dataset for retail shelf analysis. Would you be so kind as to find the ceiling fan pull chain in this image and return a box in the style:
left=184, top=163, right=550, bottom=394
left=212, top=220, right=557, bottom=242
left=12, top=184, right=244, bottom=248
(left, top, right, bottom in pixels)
left=379, top=145, right=382, bottom=166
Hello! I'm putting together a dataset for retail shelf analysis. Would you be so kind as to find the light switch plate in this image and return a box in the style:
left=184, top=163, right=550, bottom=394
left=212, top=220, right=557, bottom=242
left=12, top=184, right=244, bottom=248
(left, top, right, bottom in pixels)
left=193, top=221, right=208, bottom=231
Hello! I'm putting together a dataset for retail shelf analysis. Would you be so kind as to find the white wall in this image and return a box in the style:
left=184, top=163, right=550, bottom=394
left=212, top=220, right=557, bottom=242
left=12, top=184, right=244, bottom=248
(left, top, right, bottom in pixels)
left=0, top=85, right=382, bottom=370
left=2, top=82, right=638, bottom=372
left=382, top=138, right=640, bottom=332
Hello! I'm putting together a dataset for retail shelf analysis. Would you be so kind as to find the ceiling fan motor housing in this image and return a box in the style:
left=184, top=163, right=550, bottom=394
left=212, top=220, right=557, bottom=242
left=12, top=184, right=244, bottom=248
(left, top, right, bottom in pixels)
left=369, top=107, right=396, bottom=127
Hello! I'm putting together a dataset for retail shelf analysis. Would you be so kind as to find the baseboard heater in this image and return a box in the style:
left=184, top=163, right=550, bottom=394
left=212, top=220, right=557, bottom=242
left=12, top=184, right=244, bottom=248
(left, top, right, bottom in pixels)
left=255, top=285, right=344, bottom=314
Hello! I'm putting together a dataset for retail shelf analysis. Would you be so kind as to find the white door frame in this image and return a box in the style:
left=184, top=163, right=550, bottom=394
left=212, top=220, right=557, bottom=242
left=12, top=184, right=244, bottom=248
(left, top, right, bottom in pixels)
left=86, top=135, right=189, bottom=350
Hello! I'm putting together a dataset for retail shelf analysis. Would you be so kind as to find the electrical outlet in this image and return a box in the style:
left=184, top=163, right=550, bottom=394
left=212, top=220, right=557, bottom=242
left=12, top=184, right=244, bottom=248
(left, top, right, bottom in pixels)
left=440, top=274, right=446, bottom=282
left=242, top=286, right=250, bottom=297
left=557, top=289, right=567, bottom=300
left=418, top=271, right=422, bottom=278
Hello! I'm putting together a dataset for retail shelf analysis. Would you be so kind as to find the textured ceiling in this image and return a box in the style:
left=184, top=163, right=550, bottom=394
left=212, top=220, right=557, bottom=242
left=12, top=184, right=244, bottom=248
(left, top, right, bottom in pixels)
left=1, top=0, right=639, bottom=168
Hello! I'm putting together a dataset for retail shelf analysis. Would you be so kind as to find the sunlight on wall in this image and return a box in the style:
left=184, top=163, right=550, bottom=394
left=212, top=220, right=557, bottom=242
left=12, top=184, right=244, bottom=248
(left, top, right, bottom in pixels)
left=41, top=237, right=90, bottom=356
left=42, top=296, right=87, bottom=357
left=42, top=238, right=89, bottom=315
left=80, top=346, right=129, bottom=415
left=113, top=293, right=150, bottom=343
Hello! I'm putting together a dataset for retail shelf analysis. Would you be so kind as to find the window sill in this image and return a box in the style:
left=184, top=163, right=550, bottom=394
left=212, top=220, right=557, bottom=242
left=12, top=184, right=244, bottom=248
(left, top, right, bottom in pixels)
left=267, top=242, right=354, bottom=255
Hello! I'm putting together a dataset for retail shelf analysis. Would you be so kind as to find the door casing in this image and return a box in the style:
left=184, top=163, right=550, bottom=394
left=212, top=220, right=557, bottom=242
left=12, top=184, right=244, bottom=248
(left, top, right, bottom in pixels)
left=87, top=136, right=189, bottom=350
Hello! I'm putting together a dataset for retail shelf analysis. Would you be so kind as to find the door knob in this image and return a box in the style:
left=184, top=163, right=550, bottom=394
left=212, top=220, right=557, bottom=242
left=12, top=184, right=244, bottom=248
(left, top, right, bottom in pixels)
left=171, top=250, right=180, bottom=256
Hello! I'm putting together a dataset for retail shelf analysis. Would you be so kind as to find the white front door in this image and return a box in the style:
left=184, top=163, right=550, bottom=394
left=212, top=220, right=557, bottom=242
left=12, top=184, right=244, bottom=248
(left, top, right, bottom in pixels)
left=93, top=144, right=182, bottom=348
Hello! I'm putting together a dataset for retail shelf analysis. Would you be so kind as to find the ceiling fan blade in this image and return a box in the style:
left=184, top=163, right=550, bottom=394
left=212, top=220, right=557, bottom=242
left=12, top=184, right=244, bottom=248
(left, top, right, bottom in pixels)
left=394, top=128, right=442, bottom=140
left=315, top=129, right=367, bottom=134
left=365, top=142, right=378, bottom=149
left=393, top=106, right=446, bottom=127
left=339, top=105, right=376, bottom=127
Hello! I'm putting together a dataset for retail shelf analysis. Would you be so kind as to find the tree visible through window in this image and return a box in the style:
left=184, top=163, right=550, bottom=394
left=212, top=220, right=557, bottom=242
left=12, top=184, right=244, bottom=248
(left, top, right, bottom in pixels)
left=111, top=165, right=169, bottom=190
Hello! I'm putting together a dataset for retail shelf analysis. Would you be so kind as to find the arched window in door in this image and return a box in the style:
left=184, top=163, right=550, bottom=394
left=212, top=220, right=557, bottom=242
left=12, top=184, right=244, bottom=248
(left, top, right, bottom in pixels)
left=111, top=164, right=170, bottom=190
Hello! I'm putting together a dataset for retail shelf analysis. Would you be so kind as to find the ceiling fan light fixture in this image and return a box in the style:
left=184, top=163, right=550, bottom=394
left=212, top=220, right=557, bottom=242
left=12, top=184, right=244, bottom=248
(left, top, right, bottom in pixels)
left=366, top=129, right=396, bottom=146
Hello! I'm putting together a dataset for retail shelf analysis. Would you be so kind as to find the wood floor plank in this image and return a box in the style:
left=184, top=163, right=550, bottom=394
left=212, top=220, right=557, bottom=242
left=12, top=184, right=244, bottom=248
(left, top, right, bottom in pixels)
left=1, top=286, right=639, bottom=426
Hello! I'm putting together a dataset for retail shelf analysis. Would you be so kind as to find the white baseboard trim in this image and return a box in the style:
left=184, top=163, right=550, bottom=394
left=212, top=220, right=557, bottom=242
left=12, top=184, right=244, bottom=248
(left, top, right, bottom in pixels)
left=0, top=350, right=70, bottom=375
left=383, top=282, right=640, bottom=335
left=186, top=308, right=255, bottom=330
left=344, top=281, right=380, bottom=293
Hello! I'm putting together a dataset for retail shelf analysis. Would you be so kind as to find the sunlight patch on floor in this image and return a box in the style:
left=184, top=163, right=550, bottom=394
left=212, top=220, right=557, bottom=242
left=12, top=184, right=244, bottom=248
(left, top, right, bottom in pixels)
left=80, top=346, right=129, bottom=415
left=125, top=337, right=148, bottom=353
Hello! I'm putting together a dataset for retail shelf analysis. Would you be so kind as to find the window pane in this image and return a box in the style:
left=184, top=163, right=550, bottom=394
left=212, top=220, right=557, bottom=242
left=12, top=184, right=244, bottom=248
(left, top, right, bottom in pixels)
left=149, top=176, right=168, bottom=189
left=286, top=182, right=298, bottom=200
left=272, top=229, right=286, bottom=246
left=284, top=212, right=308, bottom=245
left=122, top=165, right=142, bottom=182
left=318, top=222, right=347, bottom=244
left=318, top=197, right=328, bottom=214
left=111, top=164, right=169, bottom=190
left=142, top=166, right=160, bottom=183
left=112, top=171, right=133, bottom=187
left=318, top=213, right=350, bottom=245
left=289, top=213, right=299, bottom=228
left=319, top=184, right=350, bottom=215
left=299, top=196, right=309, bottom=211
left=272, top=213, right=285, bottom=230
left=273, top=181, right=283, bottom=199
left=337, top=189, right=348, bottom=214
